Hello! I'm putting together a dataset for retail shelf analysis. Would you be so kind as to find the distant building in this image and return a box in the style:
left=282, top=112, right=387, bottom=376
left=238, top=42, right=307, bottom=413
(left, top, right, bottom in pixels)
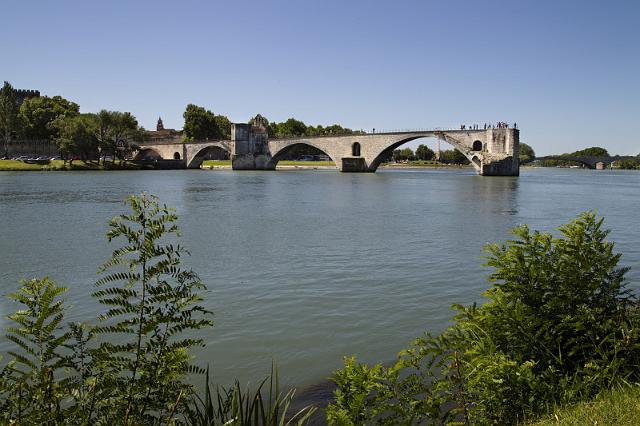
left=146, top=117, right=182, bottom=142
left=595, top=161, right=605, bottom=170
left=15, top=88, right=40, bottom=106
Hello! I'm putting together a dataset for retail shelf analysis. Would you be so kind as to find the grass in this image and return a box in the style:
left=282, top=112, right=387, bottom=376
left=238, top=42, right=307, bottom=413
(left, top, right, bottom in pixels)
left=0, top=159, right=144, bottom=171
left=530, top=384, right=640, bottom=426
left=201, top=160, right=231, bottom=167
left=277, top=160, right=335, bottom=167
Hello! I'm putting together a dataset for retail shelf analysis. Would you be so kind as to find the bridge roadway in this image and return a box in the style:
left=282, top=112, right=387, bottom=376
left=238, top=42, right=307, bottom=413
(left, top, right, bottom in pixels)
left=137, top=127, right=521, bottom=176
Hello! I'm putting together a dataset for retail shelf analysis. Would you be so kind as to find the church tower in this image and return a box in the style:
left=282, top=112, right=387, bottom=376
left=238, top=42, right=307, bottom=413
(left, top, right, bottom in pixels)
left=156, top=117, right=164, bottom=131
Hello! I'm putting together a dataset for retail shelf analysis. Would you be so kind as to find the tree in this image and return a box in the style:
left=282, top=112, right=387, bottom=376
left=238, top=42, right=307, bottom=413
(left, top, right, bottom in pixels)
left=519, top=142, right=535, bottom=163
left=52, top=114, right=99, bottom=162
left=183, top=104, right=220, bottom=141
left=274, top=118, right=307, bottom=137
left=0, top=81, right=20, bottom=157
left=214, top=114, right=231, bottom=139
left=572, top=146, right=609, bottom=157
left=19, top=95, right=79, bottom=140
left=392, top=148, right=415, bottom=162
left=439, top=149, right=469, bottom=164
left=94, top=110, right=144, bottom=162
left=416, top=144, right=435, bottom=161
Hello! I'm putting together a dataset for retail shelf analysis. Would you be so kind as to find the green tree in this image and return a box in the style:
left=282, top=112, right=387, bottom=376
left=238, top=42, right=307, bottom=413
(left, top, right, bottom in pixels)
left=214, top=114, right=231, bottom=139
left=614, top=158, right=639, bottom=170
left=393, top=147, right=415, bottom=161
left=519, top=142, right=535, bottom=163
left=52, top=114, right=99, bottom=162
left=415, top=144, right=435, bottom=161
left=572, top=146, right=609, bottom=157
left=275, top=118, right=307, bottom=137
left=439, top=149, right=469, bottom=164
left=183, top=104, right=220, bottom=141
left=0, top=81, right=20, bottom=157
left=19, top=95, right=79, bottom=140
left=94, top=110, right=144, bottom=163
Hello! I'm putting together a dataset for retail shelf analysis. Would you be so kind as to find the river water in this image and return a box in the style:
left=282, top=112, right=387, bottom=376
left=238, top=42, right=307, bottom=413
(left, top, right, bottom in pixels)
left=1, top=168, right=639, bottom=390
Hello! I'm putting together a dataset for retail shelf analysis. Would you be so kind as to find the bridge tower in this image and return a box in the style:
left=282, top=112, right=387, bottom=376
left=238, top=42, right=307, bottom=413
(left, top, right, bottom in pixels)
left=231, top=114, right=273, bottom=170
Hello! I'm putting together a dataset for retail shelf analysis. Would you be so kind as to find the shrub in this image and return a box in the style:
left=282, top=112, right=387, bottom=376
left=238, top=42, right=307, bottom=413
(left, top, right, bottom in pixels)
left=327, top=212, right=640, bottom=425
left=0, top=194, right=213, bottom=424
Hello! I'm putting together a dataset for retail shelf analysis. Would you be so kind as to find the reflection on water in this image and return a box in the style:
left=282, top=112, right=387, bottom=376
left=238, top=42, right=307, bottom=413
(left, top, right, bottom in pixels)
left=0, top=168, right=639, bottom=390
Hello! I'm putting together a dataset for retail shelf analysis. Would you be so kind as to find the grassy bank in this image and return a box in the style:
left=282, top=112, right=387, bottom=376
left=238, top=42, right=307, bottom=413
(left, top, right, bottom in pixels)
left=0, top=159, right=143, bottom=171
left=531, top=385, right=640, bottom=426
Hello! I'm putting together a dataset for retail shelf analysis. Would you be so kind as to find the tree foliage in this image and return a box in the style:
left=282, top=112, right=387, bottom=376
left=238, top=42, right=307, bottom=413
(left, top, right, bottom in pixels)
left=416, top=144, right=435, bottom=161
left=614, top=158, right=640, bottom=170
left=183, top=104, right=221, bottom=141
left=439, top=149, right=470, bottom=164
left=519, top=142, right=535, bottom=163
left=253, top=114, right=363, bottom=139
left=0, top=81, right=20, bottom=156
left=19, top=95, right=80, bottom=140
left=327, top=212, right=640, bottom=425
left=571, top=146, right=609, bottom=157
left=392, top=148, right=415, bottom=161
left=52, top=114, right=99, bottom=161
left=94, top=110, right=145, bottom=161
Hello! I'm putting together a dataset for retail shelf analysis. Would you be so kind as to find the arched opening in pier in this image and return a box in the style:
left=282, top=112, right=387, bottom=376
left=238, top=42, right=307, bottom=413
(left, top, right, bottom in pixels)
left=173, top=152, right=181, bottom=160
left=352, top=142, right=361, bottom=157
left=134, top=148, right=162, bottom=160
left=472, top=140, right=483, bottom=151
left=189, top=145, right=231, bottom=168
left=368, top=136, right=474, bottom=172
left=269, top=143, right=337, bottom=169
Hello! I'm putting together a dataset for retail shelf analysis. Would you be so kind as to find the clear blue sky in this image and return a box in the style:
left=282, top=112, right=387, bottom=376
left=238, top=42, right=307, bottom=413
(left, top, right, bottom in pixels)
left=2, top=0, right=639, bottom=155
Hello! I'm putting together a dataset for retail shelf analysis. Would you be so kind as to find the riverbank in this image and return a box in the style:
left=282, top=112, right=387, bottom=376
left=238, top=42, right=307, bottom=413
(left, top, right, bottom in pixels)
left=0, top=159, right=145, bottom=171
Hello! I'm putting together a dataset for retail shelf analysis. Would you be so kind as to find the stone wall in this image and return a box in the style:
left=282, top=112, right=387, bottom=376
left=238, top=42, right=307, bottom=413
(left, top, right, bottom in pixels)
left=4, top=140, right=59, bottom=158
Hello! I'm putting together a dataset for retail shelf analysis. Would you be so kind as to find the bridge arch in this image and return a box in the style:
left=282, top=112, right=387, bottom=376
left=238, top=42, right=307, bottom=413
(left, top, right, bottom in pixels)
left=134, top=148, right=162, bottom=160
left=367, top=135, right=480, bottom=172
left=187, top=145, right=231, bottom=168
left=269, top=142, right=339, bottom=169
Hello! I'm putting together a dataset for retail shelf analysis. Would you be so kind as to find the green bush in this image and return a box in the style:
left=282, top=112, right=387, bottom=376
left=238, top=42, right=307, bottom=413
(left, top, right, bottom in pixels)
left=327, top=212, right=640, bottom=425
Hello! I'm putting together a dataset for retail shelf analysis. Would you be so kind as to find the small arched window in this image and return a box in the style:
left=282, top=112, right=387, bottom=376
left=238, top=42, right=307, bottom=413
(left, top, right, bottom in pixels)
left=174, top=152, right=181, bottom=160
left=472, top=140, right=483, bottom=151
left=352, top=142, right=361, bottom=157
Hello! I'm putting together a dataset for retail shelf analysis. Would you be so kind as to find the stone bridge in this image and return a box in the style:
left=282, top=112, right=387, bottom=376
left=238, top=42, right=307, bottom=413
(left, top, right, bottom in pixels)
left=137, top=120, right=520, bottom=176
left=536, top=155, right=635, bottom=169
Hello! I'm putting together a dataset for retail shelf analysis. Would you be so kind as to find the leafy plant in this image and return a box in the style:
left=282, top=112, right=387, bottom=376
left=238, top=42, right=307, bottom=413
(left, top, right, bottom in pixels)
left=91, top=193, right=214, bottom=423
left=1, top=278, right=72, bottom=424
left=327, top=212, right=640, bottom=425
left=188, top=364, right=316, bottom=425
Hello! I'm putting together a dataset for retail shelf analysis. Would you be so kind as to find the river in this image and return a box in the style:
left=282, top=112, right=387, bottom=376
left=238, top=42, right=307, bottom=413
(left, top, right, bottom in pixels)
left=1, top=167, right=639, bottom=390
